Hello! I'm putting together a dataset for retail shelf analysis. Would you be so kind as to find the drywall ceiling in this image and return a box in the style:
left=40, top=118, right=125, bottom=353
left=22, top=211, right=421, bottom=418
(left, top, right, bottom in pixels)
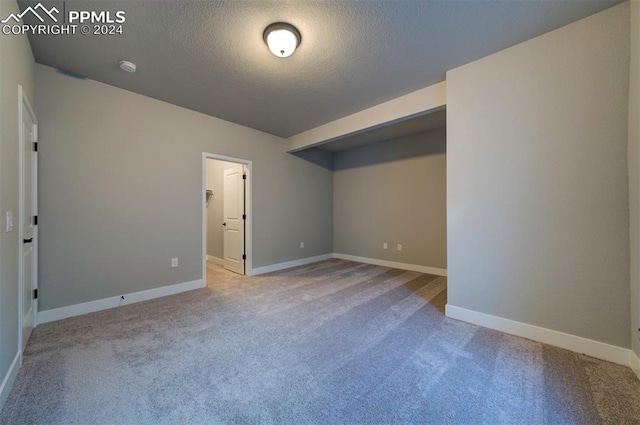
left=20, top=0, right=622, bottom=138
left=318, top=108, right=447, bottom=153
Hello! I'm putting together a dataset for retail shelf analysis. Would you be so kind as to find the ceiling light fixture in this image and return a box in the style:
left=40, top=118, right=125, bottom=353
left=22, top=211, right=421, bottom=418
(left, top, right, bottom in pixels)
left=263, top=22, right=301, bottom=58
left=119, top=60, right=137, bottom=73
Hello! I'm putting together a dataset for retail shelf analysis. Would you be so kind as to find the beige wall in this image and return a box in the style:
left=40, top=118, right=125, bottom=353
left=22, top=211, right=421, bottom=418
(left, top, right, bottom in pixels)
left=36, top=64, right=333, bottom=311
left=630, top=0, right=640, bottom=359
left=0, top=0, right=35, bottom=408
left=333, top=128, right=446, bottom=269
left=447, top=3, right=630, bottom=347
left=205, top=158, right=238, bottom=260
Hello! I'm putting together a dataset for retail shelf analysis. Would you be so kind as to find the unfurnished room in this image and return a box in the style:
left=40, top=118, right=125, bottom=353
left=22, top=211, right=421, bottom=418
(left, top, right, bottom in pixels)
left=1, top=0, right=640, bottom=423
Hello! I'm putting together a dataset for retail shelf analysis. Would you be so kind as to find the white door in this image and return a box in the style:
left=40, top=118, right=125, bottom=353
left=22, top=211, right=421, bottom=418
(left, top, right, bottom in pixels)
left=223, top=165, right=245, bottom=274
left=19, top=87, right=38, bottom=350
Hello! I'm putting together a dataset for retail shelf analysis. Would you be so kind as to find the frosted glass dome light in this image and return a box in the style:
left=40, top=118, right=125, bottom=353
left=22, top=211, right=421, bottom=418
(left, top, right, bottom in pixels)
left=263, top=23, right=301, bottom=58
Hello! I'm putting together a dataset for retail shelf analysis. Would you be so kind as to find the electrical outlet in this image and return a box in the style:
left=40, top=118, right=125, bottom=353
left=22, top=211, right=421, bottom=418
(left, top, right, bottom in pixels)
left=397, top=244, right=402, bottom=251
left=171, top=258, right=178, bottom=268
left=383, top=242, right=388, bottom=249
left=300, top=242, right=304, bottom=248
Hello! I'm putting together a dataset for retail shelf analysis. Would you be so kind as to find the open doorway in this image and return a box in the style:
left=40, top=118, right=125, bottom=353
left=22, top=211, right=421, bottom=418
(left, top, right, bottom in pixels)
left=202, top=153, right=252, bottom=283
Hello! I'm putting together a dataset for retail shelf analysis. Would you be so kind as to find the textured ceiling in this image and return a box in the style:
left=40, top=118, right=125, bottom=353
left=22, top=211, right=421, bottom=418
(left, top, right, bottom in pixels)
left=20, top=0, right=623, bottom=138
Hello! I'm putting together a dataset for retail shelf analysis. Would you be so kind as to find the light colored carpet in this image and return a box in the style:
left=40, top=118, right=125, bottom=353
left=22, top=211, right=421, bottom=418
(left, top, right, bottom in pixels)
left=1, top=259, right=639, bottom=424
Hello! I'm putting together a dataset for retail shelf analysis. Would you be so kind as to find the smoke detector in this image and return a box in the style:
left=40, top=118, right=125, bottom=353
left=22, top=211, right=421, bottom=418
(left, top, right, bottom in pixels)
left=118, top=60, right=137, bottom=73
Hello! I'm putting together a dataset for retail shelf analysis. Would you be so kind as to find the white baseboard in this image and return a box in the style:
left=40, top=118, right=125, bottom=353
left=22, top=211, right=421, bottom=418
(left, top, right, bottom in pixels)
left=38, top=279, right=205, bottom=324
left=206, top=255, right=223, bottom=265
left=333, top=253, right=447, bottom=276
left=446, top=304, right=631, bottom=366
left=630, top=350, right=640, bottom=381
left=251, top=254, right=334, bottom=276
left=0, top=351, right=21, bottom=412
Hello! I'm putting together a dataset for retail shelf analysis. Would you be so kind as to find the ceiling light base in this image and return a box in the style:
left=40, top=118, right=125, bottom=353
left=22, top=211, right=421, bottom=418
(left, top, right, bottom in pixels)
left=263, top=22, right=301, bottom=58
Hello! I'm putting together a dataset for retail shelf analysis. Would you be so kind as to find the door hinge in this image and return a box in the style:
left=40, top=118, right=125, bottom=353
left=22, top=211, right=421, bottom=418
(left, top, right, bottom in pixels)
left=242, top=254, right=246, bottom=260
left=33, top=215, right=38, bottom=226
left=242, top=174, right=246, bottom=180
left=33, top=289, right=38, bottom=299
left=33, top=142, right=38, bottom=152
left=242, top=214, right=246, bottom=220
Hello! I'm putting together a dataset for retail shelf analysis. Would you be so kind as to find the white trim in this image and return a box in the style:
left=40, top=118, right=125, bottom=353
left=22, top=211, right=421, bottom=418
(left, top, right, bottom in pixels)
left=202, top=153, right=253, bottom=279
left=251, top=254, right=334, bottom=276
left=38, top=279, right=205, bottom=324
left=445, top=304, right=631, bottom=366
left=18, top=85, right=25, bottom=351
left=630, top=350, right=640, bottom=381
left=0, top=351, right=21, bottom=412
left=206, top=255, right=224, bottom=265
left=333, top=253, right=447, bottom=276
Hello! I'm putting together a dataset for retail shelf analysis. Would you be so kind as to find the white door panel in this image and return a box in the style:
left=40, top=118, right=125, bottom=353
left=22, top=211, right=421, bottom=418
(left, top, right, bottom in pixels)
left=20, top=89, right=38, bottom=351
left=223, top=165, right=245, bottom=274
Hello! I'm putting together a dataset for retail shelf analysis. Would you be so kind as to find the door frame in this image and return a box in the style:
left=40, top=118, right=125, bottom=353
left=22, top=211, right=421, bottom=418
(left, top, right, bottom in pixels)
left=202, top=152, right=252, bottom=280
left=18, top=85, right=38, bottom=355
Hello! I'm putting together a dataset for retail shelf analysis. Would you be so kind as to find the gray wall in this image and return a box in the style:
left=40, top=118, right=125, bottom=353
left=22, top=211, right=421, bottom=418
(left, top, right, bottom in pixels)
left=205, top=159, right=237, bottom=260
left=630, top=0, right=640, bottom=359
left=0, top=0, right=35, bottom=407
left=447, top=3, right=630, bottom=347
left=333, top=128, right=446, bottom=269
left=36, top=64, right=333, bottom=311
